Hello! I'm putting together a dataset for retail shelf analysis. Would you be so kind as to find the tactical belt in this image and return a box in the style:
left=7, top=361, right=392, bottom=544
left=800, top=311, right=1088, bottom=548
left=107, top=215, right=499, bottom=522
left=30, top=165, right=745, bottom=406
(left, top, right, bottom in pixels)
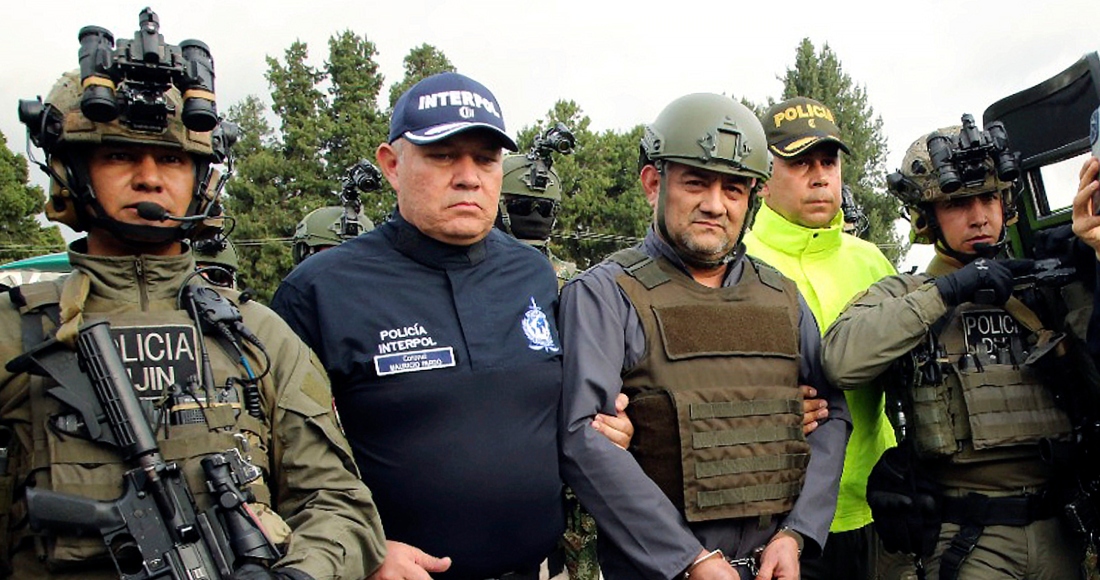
left=492, top=546, right=566, bottom=580
left=940, top=492, right=1058, bottom=527
left=938, top=492, right=1058, bottom=580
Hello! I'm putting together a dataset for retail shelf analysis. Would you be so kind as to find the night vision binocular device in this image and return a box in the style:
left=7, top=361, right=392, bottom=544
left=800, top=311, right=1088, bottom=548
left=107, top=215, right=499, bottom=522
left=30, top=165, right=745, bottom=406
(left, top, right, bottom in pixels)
left=77, top=7, right=219, bottom=133
left=926, top=114, right=1020, bottom=194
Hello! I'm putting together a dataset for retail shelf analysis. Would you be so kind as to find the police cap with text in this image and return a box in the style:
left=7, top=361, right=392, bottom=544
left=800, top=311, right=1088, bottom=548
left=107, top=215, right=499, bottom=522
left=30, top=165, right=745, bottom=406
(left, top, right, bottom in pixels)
left=764, top=96, right=850, bottom=159
left=388, top=72, right=517, bottom=151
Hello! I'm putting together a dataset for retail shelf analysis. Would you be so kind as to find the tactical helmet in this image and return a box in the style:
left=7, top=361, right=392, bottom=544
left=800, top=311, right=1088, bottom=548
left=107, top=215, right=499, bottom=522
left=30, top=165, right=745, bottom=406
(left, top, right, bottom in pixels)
left=194, top=238, right=238, bottom=287
left=641, top=93, right=772, bottom=184
left=888, top=124, right=1018, bottom=246
left=22, top=70, right=226, bottom=241
left=292, top=206, right=375, bottom=265
left=501, top=154, right=562, bottom=201
left=640, top=94, right=771, bottom=257
left=497, top=153, right=563, bottom=242
left=195, top=238, right=239, bottom=270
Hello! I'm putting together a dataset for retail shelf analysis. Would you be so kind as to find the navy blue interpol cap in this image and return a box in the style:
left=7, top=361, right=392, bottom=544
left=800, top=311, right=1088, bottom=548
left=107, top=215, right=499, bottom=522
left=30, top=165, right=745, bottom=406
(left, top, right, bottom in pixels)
left=388, top=72, right=518, bottom=151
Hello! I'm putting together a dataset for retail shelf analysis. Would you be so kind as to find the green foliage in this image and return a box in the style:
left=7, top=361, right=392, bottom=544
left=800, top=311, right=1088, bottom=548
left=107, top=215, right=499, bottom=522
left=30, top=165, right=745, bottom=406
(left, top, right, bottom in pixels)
left=324, top=31, right=394, bottom=222
left=0, top=131, right=64, bottom=262
left=517, top=101, right=649, bottom=268
left=265, top=41, right=332, bottom=198
left=387, top=44, right=456, bottom=109
left=776, top=38, right=906, bottom=264
left=223, top=95, right=298, bottom=302
left=226, top=35, right=442, bottom=301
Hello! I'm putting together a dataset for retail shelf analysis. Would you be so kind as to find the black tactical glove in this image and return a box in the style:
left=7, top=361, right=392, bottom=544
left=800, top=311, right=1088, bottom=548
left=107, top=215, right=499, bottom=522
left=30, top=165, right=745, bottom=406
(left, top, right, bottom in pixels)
left=867, top=445, right=942, bottom=557
left=933, top=258, right=1013, bottom=306
left=232, top=563, right=314, bottom=580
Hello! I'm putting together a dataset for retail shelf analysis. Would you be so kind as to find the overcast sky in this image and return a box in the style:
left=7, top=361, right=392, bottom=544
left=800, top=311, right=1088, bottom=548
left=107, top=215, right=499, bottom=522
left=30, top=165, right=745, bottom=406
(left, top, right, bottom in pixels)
left=3, top=0, right=1098, bottom=270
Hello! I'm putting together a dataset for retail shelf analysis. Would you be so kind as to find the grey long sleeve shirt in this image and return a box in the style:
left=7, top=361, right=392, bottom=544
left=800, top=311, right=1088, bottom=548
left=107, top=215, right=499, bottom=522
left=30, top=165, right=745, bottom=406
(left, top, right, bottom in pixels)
left=559, top=230, right=851, bottom=580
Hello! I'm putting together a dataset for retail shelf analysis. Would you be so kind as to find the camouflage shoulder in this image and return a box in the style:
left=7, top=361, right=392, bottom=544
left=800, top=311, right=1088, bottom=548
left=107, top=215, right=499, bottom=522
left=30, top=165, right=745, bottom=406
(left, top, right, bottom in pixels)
left=551, top=256, right=578, bottom=282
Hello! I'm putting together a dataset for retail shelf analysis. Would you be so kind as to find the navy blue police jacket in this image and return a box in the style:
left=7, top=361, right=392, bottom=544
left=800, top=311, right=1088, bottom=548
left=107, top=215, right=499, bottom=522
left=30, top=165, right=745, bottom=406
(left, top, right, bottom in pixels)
left=271, top=213, right=565, bottom=579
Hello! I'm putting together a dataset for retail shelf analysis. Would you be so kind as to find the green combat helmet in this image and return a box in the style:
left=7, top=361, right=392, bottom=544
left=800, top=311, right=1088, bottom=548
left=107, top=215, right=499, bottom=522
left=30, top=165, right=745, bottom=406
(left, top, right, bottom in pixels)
left=292, top=159, right=382, bottom=265
left=640, top=93, right=772, bottom=256
left=292, top=206, right=375, bottom=265
left=17, top=8, right=237, bottom=247
left=193, top=236, right=239, bottom=288
left=495, top=123, right=577, bottom=281
left=887, top=114, right=1020, bottom=257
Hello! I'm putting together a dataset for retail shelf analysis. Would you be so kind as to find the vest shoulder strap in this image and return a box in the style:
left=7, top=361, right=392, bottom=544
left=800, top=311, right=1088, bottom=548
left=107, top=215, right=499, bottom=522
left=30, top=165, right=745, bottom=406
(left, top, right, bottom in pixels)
left=746, top=256, right=787, bottom=293
left=609, top=248, right=671, bottom=290
left=7, top=280, right=63, bottom=349
left=1004, top=296, right=1045, bottom=334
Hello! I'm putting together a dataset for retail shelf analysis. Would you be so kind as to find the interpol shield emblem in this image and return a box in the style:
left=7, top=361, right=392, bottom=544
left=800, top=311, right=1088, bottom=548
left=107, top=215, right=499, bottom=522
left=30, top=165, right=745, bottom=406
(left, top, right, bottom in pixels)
left=522, top=297, right=559, bottom=353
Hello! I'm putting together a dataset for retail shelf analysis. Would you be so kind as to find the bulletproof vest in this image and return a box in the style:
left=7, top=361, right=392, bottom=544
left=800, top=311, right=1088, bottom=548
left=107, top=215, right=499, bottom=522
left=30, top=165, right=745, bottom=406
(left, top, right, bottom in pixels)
left=5, top=278, right=285, bottom=571
left=900, top=299, right=1073, bottom=464
left=611, top=249, right=807, bottom=523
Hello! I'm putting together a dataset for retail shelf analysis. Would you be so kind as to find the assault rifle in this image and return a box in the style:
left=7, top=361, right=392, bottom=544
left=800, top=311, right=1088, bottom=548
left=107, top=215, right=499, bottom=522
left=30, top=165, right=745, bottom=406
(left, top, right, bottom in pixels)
left=1004, top=232, right=1100, bottom=560
left=6, top=321, right=280, bottom=579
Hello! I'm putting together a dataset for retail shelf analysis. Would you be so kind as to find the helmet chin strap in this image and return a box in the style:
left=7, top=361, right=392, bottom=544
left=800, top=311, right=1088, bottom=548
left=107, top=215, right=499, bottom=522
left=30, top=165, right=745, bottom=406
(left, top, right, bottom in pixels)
left=932, top=221, right=1009, bottom=264
left=495, top=197, right=514, bottom=236
left=75, top=161, right=215, bottom=250
left=85, top=197, right=186, bottom=247
left=655, top=161, right=672, bottom=243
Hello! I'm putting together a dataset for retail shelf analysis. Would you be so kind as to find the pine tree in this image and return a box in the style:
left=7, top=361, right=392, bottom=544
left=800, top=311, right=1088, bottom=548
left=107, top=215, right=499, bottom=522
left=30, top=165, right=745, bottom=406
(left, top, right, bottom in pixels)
left=323, top=31, right=392, bottom=223
left=776, top=38, right=905, bottom=264
left=222, top=95, right=298, bottom=302
left=387, top=44, right=456, bottom=109
left=266, top=41, right=332, bottom=201
left=0, top=131, right=64, bottom=262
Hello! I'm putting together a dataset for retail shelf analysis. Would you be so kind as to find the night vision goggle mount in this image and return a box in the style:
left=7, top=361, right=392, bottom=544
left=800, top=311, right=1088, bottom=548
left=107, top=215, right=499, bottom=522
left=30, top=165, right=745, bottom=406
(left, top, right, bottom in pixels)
left=887, top=114, right=1021, bottom=203
left=337, top=160, right=383, bottom=238
left=523, top=122, right=575, bottom=191
left=18, top=7, right=219, bottom=146
left=79, top=7, right=217, bottom=132
left=926, top=114, right=1019, bottom=193
left=81, top=5, right=218, bottom=132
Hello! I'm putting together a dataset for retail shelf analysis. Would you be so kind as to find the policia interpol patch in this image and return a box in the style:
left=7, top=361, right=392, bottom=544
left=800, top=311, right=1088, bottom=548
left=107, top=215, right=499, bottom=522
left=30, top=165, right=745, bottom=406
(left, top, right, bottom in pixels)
left=373, top=323, right=456, bottom=377
left=111, top=324, right=200, bottom=398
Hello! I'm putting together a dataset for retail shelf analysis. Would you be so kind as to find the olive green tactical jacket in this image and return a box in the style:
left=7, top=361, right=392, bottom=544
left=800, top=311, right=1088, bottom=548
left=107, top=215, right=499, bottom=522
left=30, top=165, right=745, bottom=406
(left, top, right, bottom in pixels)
left=0, top=243, right=386, bottom=580
left=821, top=257, right=949, bottom=389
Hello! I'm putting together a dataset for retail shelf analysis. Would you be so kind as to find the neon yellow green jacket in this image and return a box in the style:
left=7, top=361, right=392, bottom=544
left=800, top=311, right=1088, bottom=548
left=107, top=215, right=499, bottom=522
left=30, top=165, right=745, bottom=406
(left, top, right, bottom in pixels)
left=744, top=202, right=897, bottom=533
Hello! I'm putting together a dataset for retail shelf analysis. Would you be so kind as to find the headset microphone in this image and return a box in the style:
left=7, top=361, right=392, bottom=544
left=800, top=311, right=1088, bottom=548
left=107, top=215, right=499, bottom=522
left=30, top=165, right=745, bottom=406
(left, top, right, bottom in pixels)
left=136, top=201, right=212, bottom=223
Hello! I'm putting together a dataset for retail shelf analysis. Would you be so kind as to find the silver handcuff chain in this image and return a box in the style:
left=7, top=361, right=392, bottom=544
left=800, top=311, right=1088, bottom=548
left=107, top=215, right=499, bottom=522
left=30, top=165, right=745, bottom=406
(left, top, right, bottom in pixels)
left=725, top=545, right=764, bottom=577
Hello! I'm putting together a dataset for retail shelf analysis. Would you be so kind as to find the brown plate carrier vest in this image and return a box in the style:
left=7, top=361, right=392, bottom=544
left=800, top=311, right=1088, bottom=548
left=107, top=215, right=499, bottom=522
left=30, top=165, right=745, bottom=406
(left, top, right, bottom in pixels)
left=611, top=248, right=808, bottom=523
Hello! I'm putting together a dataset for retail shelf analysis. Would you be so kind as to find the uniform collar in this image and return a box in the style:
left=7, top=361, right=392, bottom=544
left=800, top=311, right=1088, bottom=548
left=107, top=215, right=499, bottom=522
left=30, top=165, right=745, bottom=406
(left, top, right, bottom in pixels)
left=927, top=251, right=963, bottom=277
left=750, top=202, right=844, bottom=256
left=385, top=212, right=488, bottom=270
left=67, top=239, right=196, bottom=304
left=642, top=227, right=746, bottom=287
